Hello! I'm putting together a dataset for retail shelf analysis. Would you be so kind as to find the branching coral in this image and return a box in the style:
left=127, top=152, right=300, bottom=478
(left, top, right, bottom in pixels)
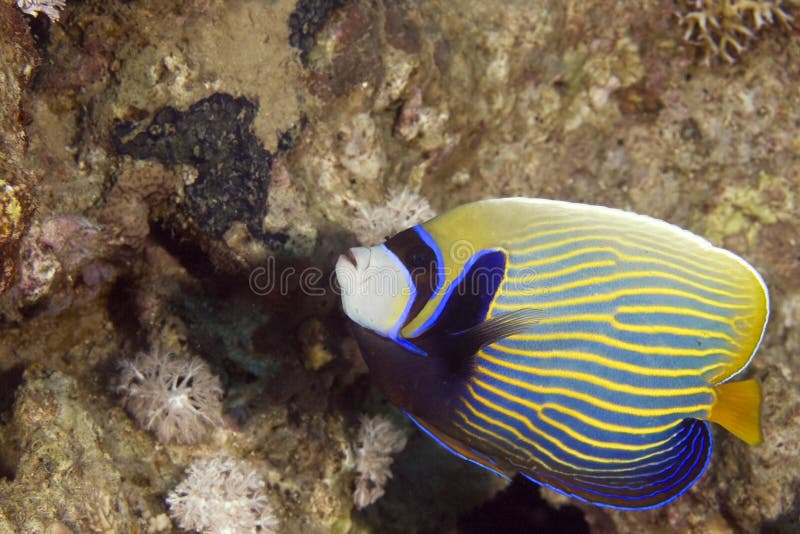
left=166, top=455, right=279, bottom=534
left=118, top=349, right=224, bottom=445
left=352, top=415, right=408, bottom=509
left=16, top=0, right=66, bottom=22
left=677, top=0, right=796, bottom=63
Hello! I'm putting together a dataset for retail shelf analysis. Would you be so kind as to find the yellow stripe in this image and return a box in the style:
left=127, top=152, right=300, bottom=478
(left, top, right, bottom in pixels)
left=476, top=366, right=714, bottom=417
left=503, top=331, right=737, bottom=358
left=529, top=313, right=738, bottom=344
left=615, top=305, right=756, bottom=342
left=507, top=243, right=746, bottom=290
left=477, top=352, right=715, bottom=397
left=468, top=386, right=678, bottom=454
left=484, top=345, right=728, bottom=379
left=462, top=396, right=600, bottom=471
left=492, top=286, right=754, bottom=314
left=453, top=409, right=544, bottom=468
left=505, top=259, right=618, bottom=284
left=503, top=269, right=746, bottom=300
left=509, top=225, right=734, bottom=273
left=615, top=305, right=737, bottom=326
left=464, top=385, right=681, bottom=466
left=472, top=380, right=696, bottom=437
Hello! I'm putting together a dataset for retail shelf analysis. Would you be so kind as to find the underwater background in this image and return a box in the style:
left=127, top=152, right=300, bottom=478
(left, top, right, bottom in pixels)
left=0, top=0, right=798, bottom=532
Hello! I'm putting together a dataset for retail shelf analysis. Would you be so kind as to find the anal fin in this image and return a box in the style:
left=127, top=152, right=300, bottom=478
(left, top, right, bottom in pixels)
left=519, top=419, right=712, bottom=510
left=404, top=411, right=511, bottom=480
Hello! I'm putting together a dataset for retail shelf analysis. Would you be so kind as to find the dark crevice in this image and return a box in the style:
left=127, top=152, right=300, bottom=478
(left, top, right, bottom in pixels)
left=457, top=476, right=589, bottom=534
left=0, top=365, right=24, bottom=421
left=0, top=365, right=25, bottom=481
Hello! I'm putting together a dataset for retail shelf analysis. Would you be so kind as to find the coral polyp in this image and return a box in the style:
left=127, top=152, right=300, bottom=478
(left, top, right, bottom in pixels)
left=118, top=350, right=224, bottom=445
left=677, top=0, right=795, bottom=63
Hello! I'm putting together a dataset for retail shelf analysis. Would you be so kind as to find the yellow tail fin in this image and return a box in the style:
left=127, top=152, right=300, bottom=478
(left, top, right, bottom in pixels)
left=708, top=379, right=763, bottom=445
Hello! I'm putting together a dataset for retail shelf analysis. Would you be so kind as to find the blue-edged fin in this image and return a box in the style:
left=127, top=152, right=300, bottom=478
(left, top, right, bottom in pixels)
left=404, top=411, right=512, bottom=480
left=519, top=420, right=712, bottom=510
left=708, top=379, right=763, bottom=445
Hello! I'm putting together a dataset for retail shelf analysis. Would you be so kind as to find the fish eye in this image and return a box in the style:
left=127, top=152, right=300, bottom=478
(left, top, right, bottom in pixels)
left=383, top=228, right=441, bottom=325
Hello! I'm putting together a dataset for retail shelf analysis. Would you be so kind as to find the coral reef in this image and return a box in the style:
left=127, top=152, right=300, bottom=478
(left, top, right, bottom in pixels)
left=0, top=0, right=799, bottom=532
left=352, top=415, right=408, bottom=510
left=118, top=349, right=225, bottom=445
left=167, top=454, right=279, bottom=534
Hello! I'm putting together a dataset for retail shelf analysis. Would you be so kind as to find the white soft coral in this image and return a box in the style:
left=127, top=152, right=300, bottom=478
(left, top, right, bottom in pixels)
left=16, top=0, right=66, bottom=22
left=167, top=454, right=279, bottom=534
left=352, top=415, right=408, bottom=509
left=118, top=349, right=224, bottom=445
left=349, top=187, right=436, bottom=245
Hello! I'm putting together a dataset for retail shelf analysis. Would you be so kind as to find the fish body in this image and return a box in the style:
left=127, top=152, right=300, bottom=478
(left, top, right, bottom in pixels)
left=335, top=198, right=769, bottom=510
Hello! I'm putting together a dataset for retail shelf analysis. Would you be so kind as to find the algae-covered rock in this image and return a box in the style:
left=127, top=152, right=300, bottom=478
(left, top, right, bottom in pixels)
left=0, top=367, right=178, bottom=533
left=113, top=93, right=273, bottom=241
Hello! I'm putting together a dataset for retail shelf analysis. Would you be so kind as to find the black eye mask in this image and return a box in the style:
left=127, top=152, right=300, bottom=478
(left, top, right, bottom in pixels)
left=384, top=227, right=439, bottom=328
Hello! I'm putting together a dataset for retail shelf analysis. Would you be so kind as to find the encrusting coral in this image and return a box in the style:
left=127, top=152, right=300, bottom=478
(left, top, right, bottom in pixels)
left=0, top=174, right=33, bottom=295
left=676, top=0, right=796, bottom=63
left=352, top=415, right=408, bottom=509
left=118, top=349, right=225, bottom=445
left=166, top=454, right=279, bottom=534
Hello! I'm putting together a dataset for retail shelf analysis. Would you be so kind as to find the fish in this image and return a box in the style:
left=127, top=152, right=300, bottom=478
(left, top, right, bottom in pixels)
left=335, top=198, right=769, bottom=510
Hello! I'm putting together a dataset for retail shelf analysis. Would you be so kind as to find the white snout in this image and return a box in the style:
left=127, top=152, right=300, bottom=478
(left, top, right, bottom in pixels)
left=335, top=245, right=413, bottom=337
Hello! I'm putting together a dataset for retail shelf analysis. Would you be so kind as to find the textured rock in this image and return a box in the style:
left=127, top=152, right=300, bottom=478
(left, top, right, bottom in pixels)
left=0, top=4, right=36, bottom=296
left=0, top=368, right=178, bottom=533
left=0, top=171, right=33, bottom=295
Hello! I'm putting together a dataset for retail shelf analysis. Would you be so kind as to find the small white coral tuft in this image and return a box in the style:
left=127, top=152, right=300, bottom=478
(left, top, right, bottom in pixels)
left=16, top=0, right=66, bottom=22
left=350, top=187, right=436, bottom=245
left=167, top=454, right=279, bottom=534
left=352, top=415, right=408, bottom=509
left=118, top=349, right=224, bottom=445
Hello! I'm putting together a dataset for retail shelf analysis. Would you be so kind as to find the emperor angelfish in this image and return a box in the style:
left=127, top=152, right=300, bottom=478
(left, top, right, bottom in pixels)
left=335, top=198, right=769, bottom=510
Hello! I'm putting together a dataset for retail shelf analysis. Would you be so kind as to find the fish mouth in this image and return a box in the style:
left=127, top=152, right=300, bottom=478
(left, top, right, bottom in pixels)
left=338, top=247, right=370, bottom=271
left=342, top=248, right=358, bottom=268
